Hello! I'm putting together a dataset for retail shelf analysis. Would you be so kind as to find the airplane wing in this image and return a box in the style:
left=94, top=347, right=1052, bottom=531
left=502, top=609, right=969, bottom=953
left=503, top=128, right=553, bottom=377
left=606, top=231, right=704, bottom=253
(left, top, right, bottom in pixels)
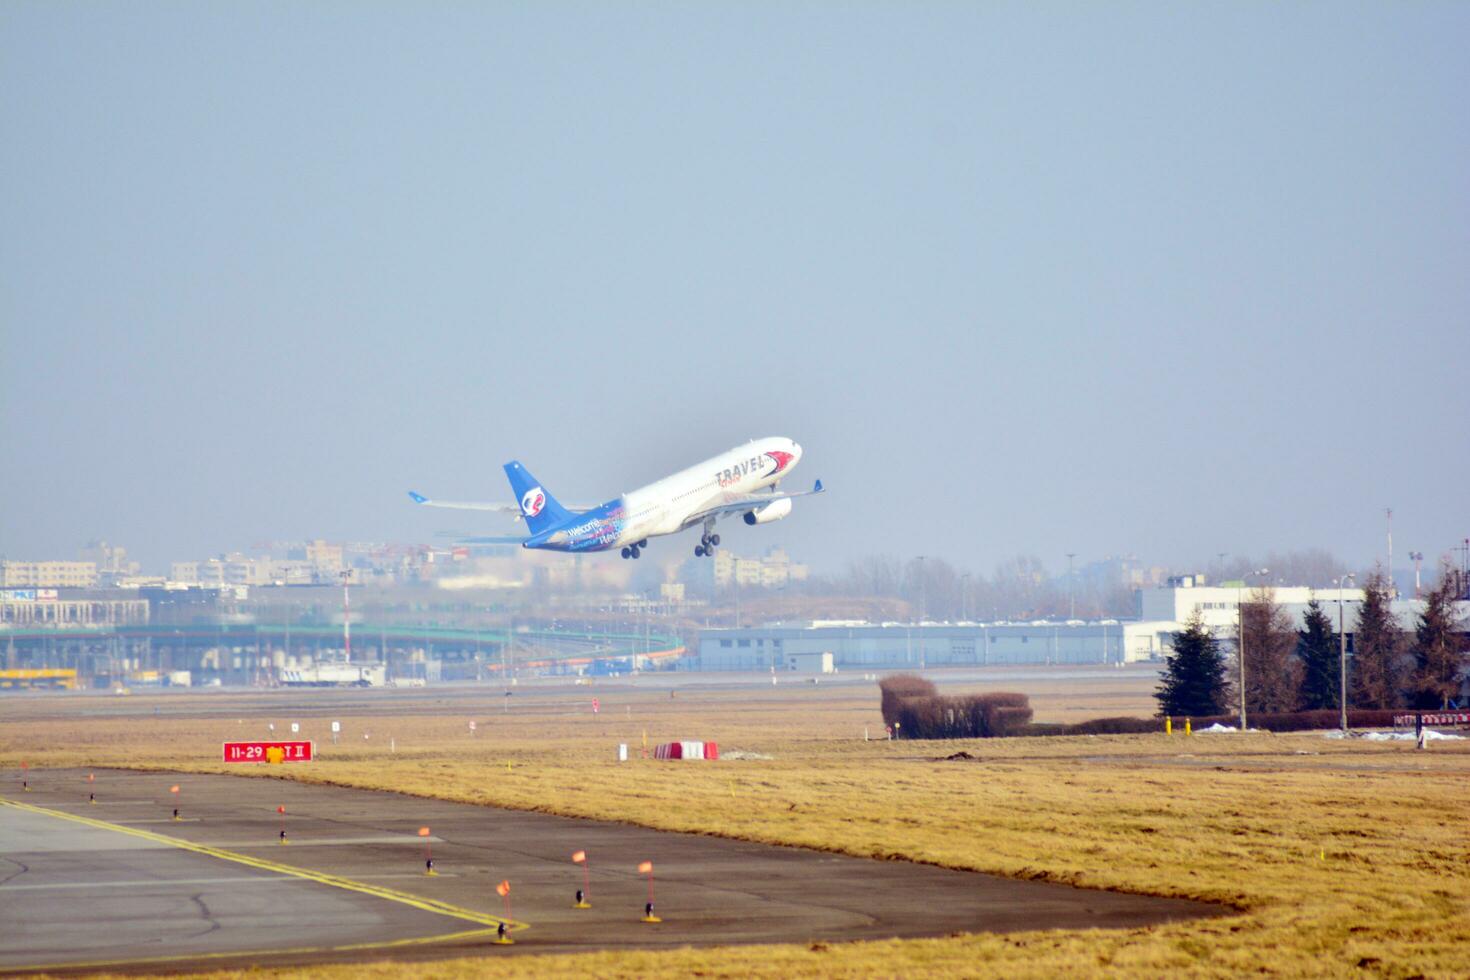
left=685, top=480, right=825, bottom=524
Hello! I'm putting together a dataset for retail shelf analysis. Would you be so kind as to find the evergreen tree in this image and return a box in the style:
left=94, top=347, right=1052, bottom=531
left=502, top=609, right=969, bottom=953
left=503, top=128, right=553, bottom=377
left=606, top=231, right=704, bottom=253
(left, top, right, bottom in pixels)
left=1297, top=598, right=1340, bottom=710
left=1349, top=572, right=1407, bottom=709
left=1156, top=613, right=1230, bottom=717
left=1409, top=564, right=1468, bottom=709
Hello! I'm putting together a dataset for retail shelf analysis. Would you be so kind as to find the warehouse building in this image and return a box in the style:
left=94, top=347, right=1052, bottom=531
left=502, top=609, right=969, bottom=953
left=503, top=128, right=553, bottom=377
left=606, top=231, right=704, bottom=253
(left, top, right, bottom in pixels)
left=698, top=619, right=1172, bottom=671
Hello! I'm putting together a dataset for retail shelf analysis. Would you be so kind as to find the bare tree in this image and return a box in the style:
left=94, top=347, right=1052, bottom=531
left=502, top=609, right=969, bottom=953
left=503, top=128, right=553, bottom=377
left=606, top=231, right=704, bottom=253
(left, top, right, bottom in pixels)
left=1262, top=549, right=1351, bottom=588
left=1238, top=586, right=1303, bottom=713
left=1206, top=549, right=1349, bottom=588
left=990, top=555, right=1056, bottom=619
left=843, top=555, right=905, bottom=597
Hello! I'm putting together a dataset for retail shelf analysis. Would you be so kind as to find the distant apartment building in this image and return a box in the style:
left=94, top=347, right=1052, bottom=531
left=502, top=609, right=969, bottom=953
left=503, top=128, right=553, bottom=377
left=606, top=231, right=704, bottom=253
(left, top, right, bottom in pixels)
left=304, top=540, right=344, bottom=575
left=170, top=557, right=257, bottom=587
left=79, top=540, right=141, bottom=583
left=169, top=539, right=367, bottom=588
left=1, top=560, right=99, bottom=589
left=706, top=548, right=809, bottom=589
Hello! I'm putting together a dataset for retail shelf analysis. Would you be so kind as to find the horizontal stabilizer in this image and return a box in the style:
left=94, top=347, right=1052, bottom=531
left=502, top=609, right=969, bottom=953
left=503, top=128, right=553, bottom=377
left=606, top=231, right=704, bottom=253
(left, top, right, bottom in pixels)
left=407, top=490, right=519, bottom=513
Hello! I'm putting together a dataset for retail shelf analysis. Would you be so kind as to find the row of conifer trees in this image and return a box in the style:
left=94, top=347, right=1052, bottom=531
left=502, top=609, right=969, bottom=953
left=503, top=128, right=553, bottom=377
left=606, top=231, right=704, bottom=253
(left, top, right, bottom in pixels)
left=1155, top=569, right=1466, bottom=718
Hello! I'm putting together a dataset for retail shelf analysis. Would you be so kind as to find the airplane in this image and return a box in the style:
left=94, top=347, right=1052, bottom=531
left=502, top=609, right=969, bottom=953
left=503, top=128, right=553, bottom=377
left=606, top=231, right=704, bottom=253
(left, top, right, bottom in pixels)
left=409, top=437, right=822, bottom=560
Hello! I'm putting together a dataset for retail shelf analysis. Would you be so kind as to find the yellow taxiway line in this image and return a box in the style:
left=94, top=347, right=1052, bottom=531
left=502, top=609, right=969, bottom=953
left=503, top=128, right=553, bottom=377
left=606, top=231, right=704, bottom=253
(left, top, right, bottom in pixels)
left=0, top=796, right=526, bottom=973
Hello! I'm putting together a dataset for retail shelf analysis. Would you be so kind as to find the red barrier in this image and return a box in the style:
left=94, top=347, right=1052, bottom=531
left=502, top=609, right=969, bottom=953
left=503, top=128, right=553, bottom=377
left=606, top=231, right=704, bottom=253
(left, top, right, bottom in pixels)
left=652, top=741, right=719, bottom=760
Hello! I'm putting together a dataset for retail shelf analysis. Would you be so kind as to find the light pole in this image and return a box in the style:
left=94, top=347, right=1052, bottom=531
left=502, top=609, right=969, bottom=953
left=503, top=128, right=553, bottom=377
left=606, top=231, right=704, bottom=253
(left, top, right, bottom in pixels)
left=1334, top=574, right=1355, bottom=732
left=1237, top=567, right=1269, bottom=730
left=916, top=556, right=927, bottom=669
left=1385, top=508, right=1394, bottom=599
left=1408, top=552, right=1424, bottom=597
left=1066, top=553, right=1077, bottom=619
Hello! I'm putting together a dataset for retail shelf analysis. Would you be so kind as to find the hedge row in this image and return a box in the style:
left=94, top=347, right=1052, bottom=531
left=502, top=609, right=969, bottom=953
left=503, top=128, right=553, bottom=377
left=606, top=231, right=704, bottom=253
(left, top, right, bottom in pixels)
left=879, top=675, right=1033, bottom=738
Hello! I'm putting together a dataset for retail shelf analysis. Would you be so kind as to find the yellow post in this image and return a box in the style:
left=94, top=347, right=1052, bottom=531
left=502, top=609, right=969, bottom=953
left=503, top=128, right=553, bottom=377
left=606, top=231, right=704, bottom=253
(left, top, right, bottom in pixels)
left=1185, top=717, right=1193, bottom=736
left=1165, top=716, right=1173, bottom=735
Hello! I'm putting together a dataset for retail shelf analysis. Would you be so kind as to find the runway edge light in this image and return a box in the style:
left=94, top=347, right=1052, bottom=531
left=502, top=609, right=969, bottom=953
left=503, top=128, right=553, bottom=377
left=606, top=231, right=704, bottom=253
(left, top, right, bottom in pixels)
left=639, top=861, right=660, bottom=923
left=572, top=850, right=590, bottom=908
left=419, top=826, right=435, bottom=875
left=494, top=880, right=514, bottom=944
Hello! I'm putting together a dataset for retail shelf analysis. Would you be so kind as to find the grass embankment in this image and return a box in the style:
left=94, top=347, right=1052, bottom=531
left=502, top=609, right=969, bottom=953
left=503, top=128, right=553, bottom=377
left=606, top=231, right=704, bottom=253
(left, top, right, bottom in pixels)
left=3, top=682, right=1469, bottom=977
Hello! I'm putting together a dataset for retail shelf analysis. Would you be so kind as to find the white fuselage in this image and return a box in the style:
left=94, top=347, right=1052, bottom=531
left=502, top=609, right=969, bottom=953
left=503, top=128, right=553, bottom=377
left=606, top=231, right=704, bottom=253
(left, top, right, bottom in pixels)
left=615, top=437, right=802, bottom=546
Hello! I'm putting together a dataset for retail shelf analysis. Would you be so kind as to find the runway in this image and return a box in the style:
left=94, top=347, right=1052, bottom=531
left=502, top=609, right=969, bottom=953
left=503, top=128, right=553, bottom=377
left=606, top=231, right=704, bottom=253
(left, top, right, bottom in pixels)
left=0, top=769, right=1221, bottom=973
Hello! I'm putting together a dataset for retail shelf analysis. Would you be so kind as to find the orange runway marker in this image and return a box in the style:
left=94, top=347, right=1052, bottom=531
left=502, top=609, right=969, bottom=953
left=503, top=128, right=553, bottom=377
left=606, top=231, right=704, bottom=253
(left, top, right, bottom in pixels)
left=493, top=880, right=514, bottom=944
left=419, top=826, right=435, bottom=875
left=639, top=860, right=660, bottom=922
left=572, top=850, right=590, bottom=908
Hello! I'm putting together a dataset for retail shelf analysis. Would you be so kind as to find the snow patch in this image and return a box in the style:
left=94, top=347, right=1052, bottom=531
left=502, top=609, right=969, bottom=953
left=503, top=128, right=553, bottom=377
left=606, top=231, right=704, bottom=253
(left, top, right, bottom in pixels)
left=1322, top=730, right=1466, bottom=741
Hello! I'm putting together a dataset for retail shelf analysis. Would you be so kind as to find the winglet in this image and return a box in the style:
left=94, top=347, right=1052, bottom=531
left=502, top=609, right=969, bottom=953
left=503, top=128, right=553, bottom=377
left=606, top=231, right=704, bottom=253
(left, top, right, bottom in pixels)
left=814, top=479, right=824, bottom=493
left=408, top=491, right=428, bottom=504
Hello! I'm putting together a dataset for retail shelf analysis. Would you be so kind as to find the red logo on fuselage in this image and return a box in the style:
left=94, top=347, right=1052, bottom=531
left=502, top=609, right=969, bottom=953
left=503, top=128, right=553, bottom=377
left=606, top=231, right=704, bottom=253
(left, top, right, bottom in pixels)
left=715, top=451, right=796, bottom=489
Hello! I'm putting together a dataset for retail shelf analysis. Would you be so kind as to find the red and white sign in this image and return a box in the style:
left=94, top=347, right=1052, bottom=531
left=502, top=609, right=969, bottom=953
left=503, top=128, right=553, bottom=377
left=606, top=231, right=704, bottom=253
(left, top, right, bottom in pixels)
left=1395, top=712, right=1470, bottom=728
left=222, top=741, right=314, bottom=763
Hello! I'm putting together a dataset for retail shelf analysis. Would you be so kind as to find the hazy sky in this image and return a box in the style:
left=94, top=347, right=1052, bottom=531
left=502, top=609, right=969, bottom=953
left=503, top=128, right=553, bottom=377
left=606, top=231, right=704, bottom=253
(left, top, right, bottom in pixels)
left=3, top=3, right=1467, bottom=576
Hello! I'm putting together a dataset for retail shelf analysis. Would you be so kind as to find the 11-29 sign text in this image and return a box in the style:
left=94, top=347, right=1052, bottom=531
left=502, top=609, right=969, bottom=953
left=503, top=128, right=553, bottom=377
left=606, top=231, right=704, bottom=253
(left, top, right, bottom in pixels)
left=222, top=741, right=314, bottom=763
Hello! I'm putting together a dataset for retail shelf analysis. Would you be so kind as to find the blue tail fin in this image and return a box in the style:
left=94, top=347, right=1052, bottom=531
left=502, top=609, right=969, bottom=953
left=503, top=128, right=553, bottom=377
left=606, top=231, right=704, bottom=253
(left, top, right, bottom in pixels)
left=503, top=461, right=573, bottom=535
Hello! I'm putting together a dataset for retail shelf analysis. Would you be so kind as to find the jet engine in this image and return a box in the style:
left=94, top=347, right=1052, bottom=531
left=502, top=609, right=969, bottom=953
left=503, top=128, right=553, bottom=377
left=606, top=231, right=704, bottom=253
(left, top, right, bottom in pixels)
left=743, top=497, right=793, bottom=525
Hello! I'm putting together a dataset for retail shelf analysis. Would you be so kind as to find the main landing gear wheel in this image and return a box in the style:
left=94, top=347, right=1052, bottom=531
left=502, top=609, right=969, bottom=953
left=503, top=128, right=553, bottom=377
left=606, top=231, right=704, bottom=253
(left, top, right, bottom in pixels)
left=694, top=545, right=706, bottom=558
left=630, top=545, right=641, bottom=559
left=709, top=534, right=720, bottom=547
left=638, top=539, right=648, bottom=548
left=621, top=547, right=632, bottom=559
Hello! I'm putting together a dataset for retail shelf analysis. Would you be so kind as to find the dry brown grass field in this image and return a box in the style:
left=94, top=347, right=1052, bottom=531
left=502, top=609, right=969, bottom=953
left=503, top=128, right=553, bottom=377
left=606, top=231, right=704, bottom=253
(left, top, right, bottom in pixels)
left=3, top=676, right=1469, bottom=978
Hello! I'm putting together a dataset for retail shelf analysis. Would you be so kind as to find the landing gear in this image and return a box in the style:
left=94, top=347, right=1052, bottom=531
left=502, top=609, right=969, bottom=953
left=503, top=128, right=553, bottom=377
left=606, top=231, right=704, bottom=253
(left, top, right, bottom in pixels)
left=621, top=547, right=631, bottom=559
left=694, top=519, right=721, bottom=558
left=622, top=544, right=641, bottom=559
left=638, top=539, right=648, bottom=548
left=630, top=545, right=640, bottom=559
